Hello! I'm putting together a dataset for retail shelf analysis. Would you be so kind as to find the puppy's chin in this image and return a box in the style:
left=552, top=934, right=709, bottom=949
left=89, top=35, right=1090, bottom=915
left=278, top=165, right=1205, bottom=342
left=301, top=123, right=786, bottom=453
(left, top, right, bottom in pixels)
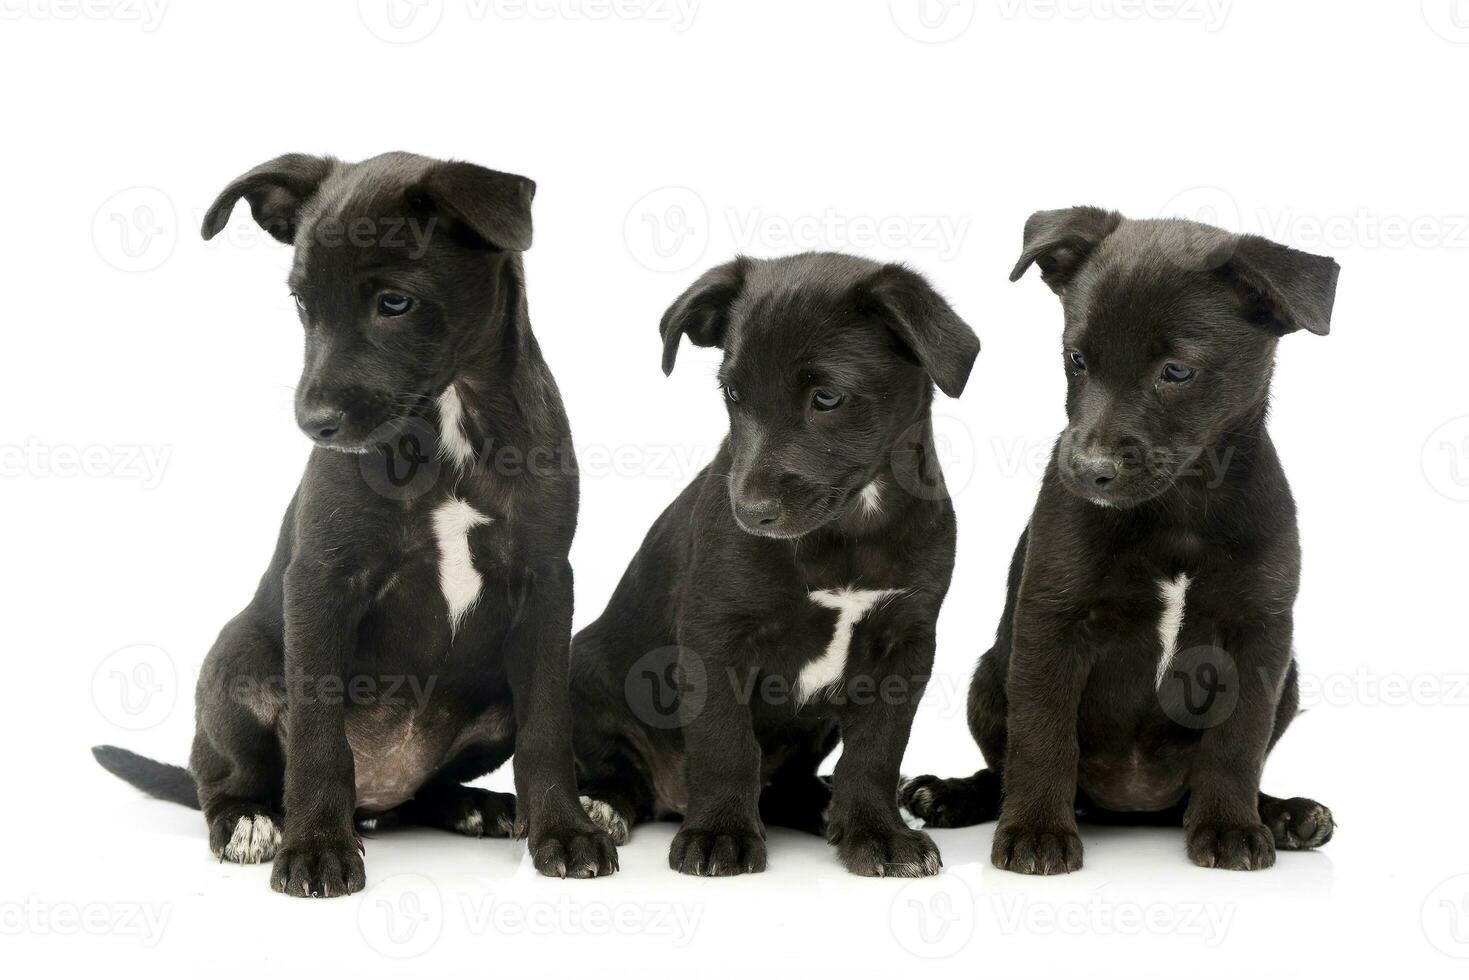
left=1058, top=471, right=1176, bottom=510
left=729, top=485, right=861, bottom=540
left=307, top=415, right=414, bottom=456
left=731, top=513, right=830, bottom=540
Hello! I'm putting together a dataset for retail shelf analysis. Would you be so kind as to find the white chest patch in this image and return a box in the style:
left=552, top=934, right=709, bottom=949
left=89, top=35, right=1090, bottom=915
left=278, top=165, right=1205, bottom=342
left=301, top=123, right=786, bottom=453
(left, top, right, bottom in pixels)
left=1154, top=573, right=1191, bottom=689
left=432, top=498, right=492, bottom=634
left=437, top=385, right=476, bottom=470
left=800, top=588, right=901, bottom=703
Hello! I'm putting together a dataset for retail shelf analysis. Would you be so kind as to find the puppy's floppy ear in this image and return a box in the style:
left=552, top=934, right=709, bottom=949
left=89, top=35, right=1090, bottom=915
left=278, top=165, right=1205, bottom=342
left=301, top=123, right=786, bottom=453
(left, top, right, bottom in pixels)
left=411, top=161, right=536, bottom=252
left=858, top=264, right=980, bottom=399
left=659, top=257, right=750, bottom=376
left=201, top=153, right=337, bottom=244
left=1009, top=206, right=1122, bottom=295
left=1219, top=235, right=1339, bottom=337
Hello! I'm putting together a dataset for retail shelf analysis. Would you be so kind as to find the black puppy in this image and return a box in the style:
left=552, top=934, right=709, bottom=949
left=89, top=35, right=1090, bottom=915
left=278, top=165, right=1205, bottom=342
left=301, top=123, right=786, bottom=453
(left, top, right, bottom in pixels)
left=570, top=252, right=979, bottom=877
left=901, top=208, right=1336, bottom=874
left=94, top=151, right=616, bottom=896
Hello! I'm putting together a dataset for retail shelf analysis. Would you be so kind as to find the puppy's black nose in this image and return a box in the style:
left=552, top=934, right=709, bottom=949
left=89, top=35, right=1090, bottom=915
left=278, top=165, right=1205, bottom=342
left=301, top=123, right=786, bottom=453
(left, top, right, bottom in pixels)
left=1074, top=452, right=1120, bottom=488
left=298, top=407, right=346, bottom=443
left=734, top=497, right=782, bottom=530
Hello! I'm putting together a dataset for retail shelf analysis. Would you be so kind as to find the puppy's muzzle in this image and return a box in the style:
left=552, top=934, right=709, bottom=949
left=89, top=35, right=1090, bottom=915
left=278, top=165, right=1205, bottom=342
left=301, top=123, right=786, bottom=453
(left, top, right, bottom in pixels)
left=297, top=405, right=347, bottom=445
left=1071, top=450, right=1121, bottom=490
left=732, top=493, right=782, bottom=533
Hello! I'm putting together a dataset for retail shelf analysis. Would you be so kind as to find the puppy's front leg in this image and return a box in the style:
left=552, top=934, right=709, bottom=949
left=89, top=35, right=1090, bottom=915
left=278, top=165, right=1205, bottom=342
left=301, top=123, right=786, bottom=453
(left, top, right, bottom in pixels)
left=1180, top=616, right=1291, bottom=871
left=271, top=566, right=366, bottom=897
left=669, top=632, right=766, bottom=876
left=827, top=669, right=940, bottom=877
left=992, top=597, right=1093, bottom=875
left=506, top=558, right=618, bottom=878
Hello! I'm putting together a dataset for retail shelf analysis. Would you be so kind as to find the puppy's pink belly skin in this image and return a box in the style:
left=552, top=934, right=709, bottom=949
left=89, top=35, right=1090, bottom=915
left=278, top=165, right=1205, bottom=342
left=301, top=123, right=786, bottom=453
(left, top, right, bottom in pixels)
left=345, top=703, right=515, bottom=812
left=354, top=763, right=429, bottom=812
left=1078, top=753, right=1189, bottom=812
left=347, top=714, right=445, bottom=811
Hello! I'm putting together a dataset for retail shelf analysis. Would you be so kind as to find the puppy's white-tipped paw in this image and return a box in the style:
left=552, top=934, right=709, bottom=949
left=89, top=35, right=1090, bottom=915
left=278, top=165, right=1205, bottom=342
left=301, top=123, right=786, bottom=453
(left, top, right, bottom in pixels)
left=580, top=795, right=630, bottom=845
left=221, top=814, right=281, bottom=864
left=454, top=810, right=485, bottom=837
left=907, top=785, right=935, bottom=813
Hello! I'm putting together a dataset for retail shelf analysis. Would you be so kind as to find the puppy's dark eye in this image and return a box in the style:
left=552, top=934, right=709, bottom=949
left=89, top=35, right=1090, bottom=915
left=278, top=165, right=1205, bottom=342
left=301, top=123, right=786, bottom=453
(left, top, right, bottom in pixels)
left=1068, top=350, right=1087, bottom=372
left=721, top=384, right=741, bottom=405
left=291, top=292, right=306, bottom=313
left=1161, top=363, right=1195, bottom=383
left=812, top=390, right=845, bottom=412
left=377, top=293, right=414, bottom=317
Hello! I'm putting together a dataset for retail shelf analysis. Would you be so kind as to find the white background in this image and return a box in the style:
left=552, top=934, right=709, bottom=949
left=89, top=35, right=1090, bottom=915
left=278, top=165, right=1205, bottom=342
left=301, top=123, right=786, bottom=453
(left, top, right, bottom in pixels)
left=3, top=1, right=1468, bottom=977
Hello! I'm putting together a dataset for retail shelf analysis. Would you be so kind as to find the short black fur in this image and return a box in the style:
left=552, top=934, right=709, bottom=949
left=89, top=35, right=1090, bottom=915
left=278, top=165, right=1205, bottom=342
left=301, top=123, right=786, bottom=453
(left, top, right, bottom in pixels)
left=901, top=209, right=1337, bottom=873
left=94, top=151, right=615, bottom=896
left=571, top=252, right=980, bottom=877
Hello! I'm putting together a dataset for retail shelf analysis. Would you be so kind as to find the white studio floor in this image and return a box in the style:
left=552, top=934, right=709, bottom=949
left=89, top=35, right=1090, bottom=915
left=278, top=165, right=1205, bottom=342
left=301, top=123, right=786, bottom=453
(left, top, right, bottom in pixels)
left=26, top=693, right=1460, bottom=979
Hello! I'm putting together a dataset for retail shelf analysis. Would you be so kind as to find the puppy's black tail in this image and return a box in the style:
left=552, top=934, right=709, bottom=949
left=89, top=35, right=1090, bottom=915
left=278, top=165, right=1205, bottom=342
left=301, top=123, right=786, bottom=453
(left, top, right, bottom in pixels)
left=92, top=745, right=200, bottom=809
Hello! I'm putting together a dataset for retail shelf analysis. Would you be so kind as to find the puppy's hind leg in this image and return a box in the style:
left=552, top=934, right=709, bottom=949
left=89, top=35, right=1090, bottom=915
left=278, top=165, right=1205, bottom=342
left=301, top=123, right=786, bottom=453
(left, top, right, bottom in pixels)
left=192, top=730, right=284, bottom=865
left=899, top=769, right=1002, bottom=828
left=759, top=726, right=840, bottom=836
left=574, top=743, right=662, bottom=847
left=386, top=742, right=519, bottom=838
left=191, top=618, right=288, bottom=865
left=396, top=785, right=518, bottom=839
left=903, top=639, right=1009, bottom=828
left=1257, top=662, right=1332, bottom=850
left=1259, top=794, right=1334, bottom=850
left=578, top=792, right=636, bottom=846
left=760, top=775, right=832, bottom=836
left=570, top=678, right=656, bottom=848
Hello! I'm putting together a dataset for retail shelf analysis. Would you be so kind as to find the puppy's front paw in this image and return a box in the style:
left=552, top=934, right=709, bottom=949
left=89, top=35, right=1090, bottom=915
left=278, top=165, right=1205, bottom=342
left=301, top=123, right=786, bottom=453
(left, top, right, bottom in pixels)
left=991, top=824, right=1083, bottom=875
left=1186, top=822, right=1275, bottom=870
left=1260, top=796, right=1334, bottom=850
left=269, top=834, right=366, bottom=898
left=832, top=825, right=941, bottom=878
left=669, top=825, right=766, bottom=876
left=530, top=824, right=619, bottom=879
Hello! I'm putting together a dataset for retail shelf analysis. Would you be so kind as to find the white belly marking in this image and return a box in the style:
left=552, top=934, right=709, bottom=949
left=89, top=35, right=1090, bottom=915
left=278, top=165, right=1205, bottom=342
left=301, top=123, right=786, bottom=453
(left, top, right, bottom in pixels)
left=432, top=498, right=491, bottom=634
left=1154, top=573, right=1191, bottom=689
left=800, top=587, right=901, bottom=703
